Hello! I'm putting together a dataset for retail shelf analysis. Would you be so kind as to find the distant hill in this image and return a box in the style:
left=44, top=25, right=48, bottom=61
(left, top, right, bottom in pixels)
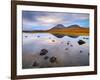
left=47, top=24, right=88, bottom=31
left=67, top=24, right=82, bottom=28
left=49, top=24, right=88, bottom=30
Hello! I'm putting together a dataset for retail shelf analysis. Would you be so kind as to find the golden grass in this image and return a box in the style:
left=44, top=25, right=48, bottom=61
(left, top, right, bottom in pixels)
left=30, top=29, right=89, bottom=36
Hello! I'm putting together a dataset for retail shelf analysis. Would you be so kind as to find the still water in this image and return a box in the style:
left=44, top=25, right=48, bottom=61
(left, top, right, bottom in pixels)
left=22, top=33, right=89, bottom=69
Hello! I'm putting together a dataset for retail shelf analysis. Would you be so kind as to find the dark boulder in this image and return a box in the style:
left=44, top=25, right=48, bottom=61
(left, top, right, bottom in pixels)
left=67, top=42, right=70, bottom=45
left=65, top=48, right=68, bottom=50
left=70, top=45, right=73, bottom=47
left=40, top=49, right=48, bottom=56
left=78, top=40, right=85, bottom=45
left=49, top=57, right=57, bottom=63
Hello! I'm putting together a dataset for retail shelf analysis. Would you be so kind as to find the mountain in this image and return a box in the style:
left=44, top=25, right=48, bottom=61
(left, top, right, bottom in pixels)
left=67, top=24, right=82, bottom=28
left=52, top=24, right=66, bottom=29
left=23, top=24, right=89, bottom=36
left=48, top=24, right=88, bottom=31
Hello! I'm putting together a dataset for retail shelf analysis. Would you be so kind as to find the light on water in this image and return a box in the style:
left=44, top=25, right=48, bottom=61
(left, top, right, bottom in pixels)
left=22, top=33, right=89, bottom=69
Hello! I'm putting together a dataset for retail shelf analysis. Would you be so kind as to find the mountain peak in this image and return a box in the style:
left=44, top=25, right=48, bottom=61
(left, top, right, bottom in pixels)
left=54, top=24, right=66, bottom=29
left=67, top=24, right=81, bottom=28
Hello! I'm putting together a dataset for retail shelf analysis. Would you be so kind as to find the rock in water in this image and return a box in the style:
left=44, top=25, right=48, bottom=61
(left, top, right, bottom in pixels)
left=40, top=49, right=48, bottom=56
left=70, top=45, right=73, bottom=47
left=37, top=36, right=40, bottom=37
left=67, top=42, right=70, bottom=45
left=52, top=40, right=55, bottom=42
left=78, top=40, right=85, bottom=45
left=44, top=56, right=49, bottom=60
left=80, top=50, right=83, bottom=53
left=65, top=48, right=68, bottom=50
left=32, top=61, right=38, bottom=66
left=25, top=36, right=27, bottom=38
left=49, top=57, right=57, bottom=63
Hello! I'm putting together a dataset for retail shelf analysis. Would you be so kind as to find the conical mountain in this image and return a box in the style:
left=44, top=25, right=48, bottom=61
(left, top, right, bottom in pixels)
left=52, top=24, right=66, bottom=29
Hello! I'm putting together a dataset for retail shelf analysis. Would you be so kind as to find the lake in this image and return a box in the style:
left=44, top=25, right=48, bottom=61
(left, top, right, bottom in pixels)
left=22, top=33, right=89, bottom=69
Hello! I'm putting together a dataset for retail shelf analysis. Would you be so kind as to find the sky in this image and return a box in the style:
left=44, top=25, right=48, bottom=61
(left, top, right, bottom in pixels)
left=22, top=11, right=89, bottom=31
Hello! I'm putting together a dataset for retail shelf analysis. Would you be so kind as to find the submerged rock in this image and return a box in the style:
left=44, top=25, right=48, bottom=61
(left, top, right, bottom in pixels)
left=78, top=40, right=86, bottom=45
left=83, top=37, right=89, bottom=40
left=67, top=42, right=70, bottom=45
left=52, top=40, right=55, bottom=42
left=49, top=57, right=57, bottom=63
left=25, top=36, right=27, bottom=38
left=80, top=50, right=83, bottom=53
left=67, top=41, right=70, bottom=45
left=40, top=49, right=48, bottom=56
left=44, top=56, right=49, bottom=60
left=70, top=45, right=73, bottom=47
left=49, top=37, right=51, bottom=39
left=32, top=61, right=38, bottom=66
left=37, top=36, right=40, bottom=37
left=65, top=48, right=68, bottom=50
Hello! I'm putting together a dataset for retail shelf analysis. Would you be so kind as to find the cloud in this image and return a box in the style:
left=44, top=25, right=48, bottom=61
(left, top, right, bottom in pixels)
left=36, top=16, right=62, bottom=24
left=22, top=11, right=89, bottom=30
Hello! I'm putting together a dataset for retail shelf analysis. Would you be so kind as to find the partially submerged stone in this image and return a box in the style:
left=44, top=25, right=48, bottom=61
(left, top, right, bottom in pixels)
left=70, top=45, right=73, bottom=47
left=25, top=36, right=27, bottom=38
left=78, top=40, right=85, bottom=45
left=44, top=56, right=49, bottom=60
left=40, top=49, right=48, bottom=56
left=67, top=41, right=70, bottom=45
left=32, top=61, right=38, bottom=66
left=65, top=48, right=68, bottom=50
left=37, top=36, right=40, bottom=37
left=83, top=37, right=89, bottom=40
left=67, top=42, right=70, bottom=45
left=80, top=50, right=83, bottom=53
left=52, top=40, right=55, bottom=42
left=49, top=57, right=57, bottom=63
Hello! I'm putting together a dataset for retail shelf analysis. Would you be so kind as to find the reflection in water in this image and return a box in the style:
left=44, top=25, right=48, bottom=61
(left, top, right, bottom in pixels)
left=67, top=35, right=79, bottom=38
left=22, top=33, right=89, bottom=69
left=52, top=34, right=65, bottom=38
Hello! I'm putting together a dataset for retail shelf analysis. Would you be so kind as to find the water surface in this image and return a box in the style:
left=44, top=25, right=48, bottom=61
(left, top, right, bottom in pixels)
left=22, top=33, right=89, bottom=69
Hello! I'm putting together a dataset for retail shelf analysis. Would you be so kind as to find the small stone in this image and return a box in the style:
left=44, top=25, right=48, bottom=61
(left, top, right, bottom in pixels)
left=70, top=45, right=73, bottom=47
left=65, top=48, right=68, bottom=50
left=49, top=37, right=51, bottom=39
left=49, top=57, right=57, bottom=63
left=52, top=40, right=55, bottom=42
left=44, top=56, right=49, bottom=60
left=83, top=37, right=89, bottom=40
left=80, top=50, right=83, bottom=53
left=32, top=61, right=38, bottom=66
left=67, top=42, right=69, bottom=45
left=40, top=49, right=48, bottom=56
left=25, top=36, right=27, bottom=38
left=37, top=36, right=40, bottom=37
